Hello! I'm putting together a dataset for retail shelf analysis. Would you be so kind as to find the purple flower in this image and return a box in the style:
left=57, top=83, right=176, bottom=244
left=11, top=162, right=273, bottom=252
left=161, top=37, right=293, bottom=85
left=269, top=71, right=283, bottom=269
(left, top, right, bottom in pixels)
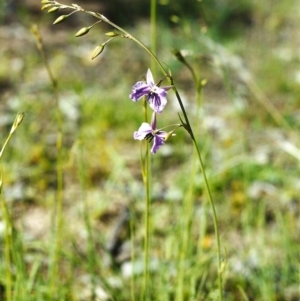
left=130, top=69, right=172, bottom=113
left=134, top=112, right=168, bottom=154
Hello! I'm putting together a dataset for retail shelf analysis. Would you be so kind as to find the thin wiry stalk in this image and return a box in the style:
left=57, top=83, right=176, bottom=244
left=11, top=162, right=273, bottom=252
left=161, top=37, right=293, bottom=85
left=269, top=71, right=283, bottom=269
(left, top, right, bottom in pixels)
left=143, top=151, right=151, bottom=301
left=129, top=208, right=136, bottom=301
left=0, top=112, right=24, bottom=301
left=0, top=185, right=12, bottom=301
left=31, top=24, right=64, bottom=299
left=150, top=0, right=157, bottom=75
left=171, top=78, right=223, bottom=300
left=142, top=99, right=151, bottom=301
left=78, top=141, right=97, bottom=301
left=193, top=140, right=223, bottom=300
left=141, top=1, right=157, bottom=299
left=175, top=58, right=205, bottom=301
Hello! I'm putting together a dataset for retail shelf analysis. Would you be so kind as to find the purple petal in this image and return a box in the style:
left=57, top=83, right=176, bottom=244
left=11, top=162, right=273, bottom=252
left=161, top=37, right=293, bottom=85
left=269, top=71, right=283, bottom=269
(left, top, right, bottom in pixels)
left=133, top=122, right=152, bottom=140
left=156, top=131, right=168, bottom=139
left=146, top=69, right=155, bottom=86
left=148, top=89, right=168, bottom=113
left=130, top=81, right=151, bottom=101
left=151, top=135, right=165, bottom=154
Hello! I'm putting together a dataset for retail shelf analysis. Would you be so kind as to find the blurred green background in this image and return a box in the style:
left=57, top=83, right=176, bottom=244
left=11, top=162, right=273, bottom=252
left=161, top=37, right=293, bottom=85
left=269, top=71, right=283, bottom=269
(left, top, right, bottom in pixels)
left=0, top=0, right=299, bottom=300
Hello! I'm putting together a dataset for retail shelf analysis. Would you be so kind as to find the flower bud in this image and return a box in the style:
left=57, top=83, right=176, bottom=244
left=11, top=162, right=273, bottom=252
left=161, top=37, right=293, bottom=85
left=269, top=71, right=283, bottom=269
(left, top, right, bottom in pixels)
left=75, top=27, right=91, bottom=37
left=48, top=6, right=59, bottom=13
left=41, top=4, right=52, bottom=10
left=172, top=49, right=185, bottom=63
left=91, top=45, right=105, bottom=59
left=105, top=31, right=118, bottom=37
left=10, top=112, right=25, bottom=134
left=53, top=15, right=68, bottom=25
left=165, top=130, right=176, bottom=141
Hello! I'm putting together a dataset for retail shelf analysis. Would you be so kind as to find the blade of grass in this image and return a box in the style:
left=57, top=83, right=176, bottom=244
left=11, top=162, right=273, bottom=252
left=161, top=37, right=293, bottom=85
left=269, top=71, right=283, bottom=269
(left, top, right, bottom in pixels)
left=77, top=140, right=97, bottom=301
left=0, top=112, right=24, bottom=301
left=31, top=24, right=64, bottom=300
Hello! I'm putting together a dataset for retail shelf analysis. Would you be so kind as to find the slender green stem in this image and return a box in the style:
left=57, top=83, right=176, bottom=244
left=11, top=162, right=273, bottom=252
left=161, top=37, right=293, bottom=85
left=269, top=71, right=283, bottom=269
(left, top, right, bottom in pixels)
left=145, top=0, right=156, bottom=295
left=0, top=113, right=24, bottom=301
left=129, top=208, right=136, bottom=301
left=31, top=24, right=64, bottom=299
left=193, top=140, right=223, bottom=300
left=0, top=195, right=12, bottom=301
left=150, top=0, right=157, bottom=75
left=170, top=76, right=223, bottom=301
left=176, top=166, right=197, bottom=301
left=175, top=58, right=204, bottom=301
left=142, top=99, right=151, bottom=301
left=78, top=141, right=97, bottom=301
left=143, top=153, right=151, bottom=301
left=173, top=38, right=222, bottom=301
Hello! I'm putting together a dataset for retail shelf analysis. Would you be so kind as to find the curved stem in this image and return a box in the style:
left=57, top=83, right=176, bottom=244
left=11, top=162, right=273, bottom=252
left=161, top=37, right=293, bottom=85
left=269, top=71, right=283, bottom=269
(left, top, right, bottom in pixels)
left=150, top=0, right=157, bottom=76
left=85, top=7, right=223, bottom=299
left=193, top=139, right=223, bottom=300
left=0, top=113, right=24, bottom=301
left=53, top=3, right=193, bottom=136
left=50, top=3, right=223, bottom=298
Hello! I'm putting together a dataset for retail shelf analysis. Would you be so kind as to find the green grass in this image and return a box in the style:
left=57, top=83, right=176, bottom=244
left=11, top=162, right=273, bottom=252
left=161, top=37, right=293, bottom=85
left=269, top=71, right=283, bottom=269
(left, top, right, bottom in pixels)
left=0, top=0, right=299, bottom=300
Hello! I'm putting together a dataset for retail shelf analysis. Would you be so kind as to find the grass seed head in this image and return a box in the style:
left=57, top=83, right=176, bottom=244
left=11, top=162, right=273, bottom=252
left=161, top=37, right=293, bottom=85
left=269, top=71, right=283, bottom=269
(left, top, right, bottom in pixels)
left=48, top=6, right=60, bottom=13
left=75, top=27, right=91, bottom=37
left=53, top=15, right=68, bottom=25
left=92, top=44, right=105, bottom=60
left=41, top=4, right=52, bottom=10
left=105, top=32, right=119, bottom=37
